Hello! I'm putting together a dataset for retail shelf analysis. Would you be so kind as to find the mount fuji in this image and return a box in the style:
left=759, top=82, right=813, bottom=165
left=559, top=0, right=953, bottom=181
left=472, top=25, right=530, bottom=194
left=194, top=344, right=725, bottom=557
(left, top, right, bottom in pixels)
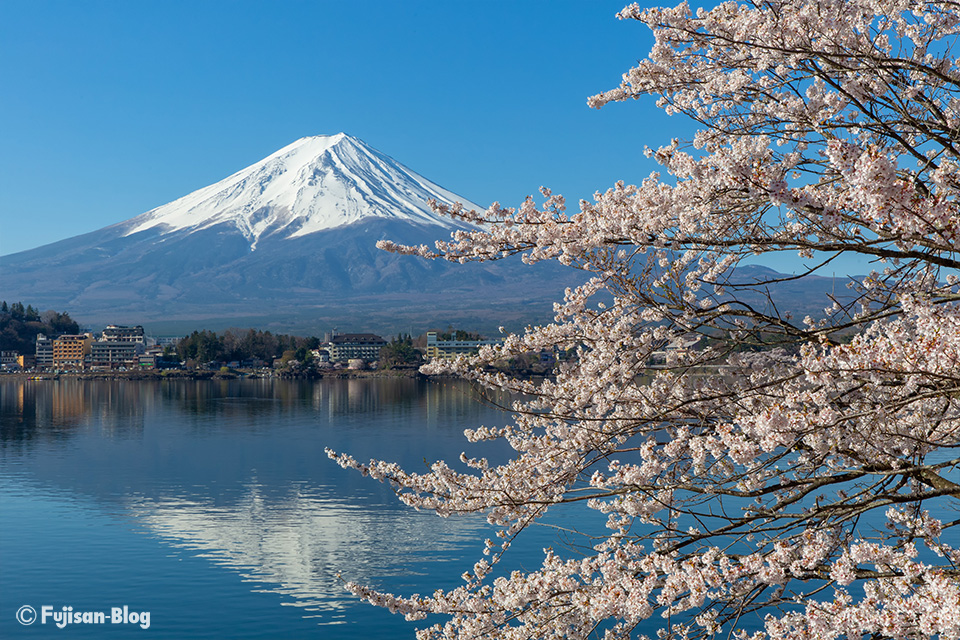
left=121, top=133, right=469, bottom=250
left=0, top=134, right=574, bottom=334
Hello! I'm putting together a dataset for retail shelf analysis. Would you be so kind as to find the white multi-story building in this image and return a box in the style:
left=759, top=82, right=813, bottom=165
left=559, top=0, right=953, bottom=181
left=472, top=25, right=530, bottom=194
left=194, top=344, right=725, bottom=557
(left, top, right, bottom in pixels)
left=424, top=331, right=502, bottom=361
left=89, top=341, right=142, bottom=370
left=101, top=325, right=145, bottom=344
left=323, top=333, right=386, bottom=362
left=35, top=334, right=54, bottom=369
left=0, top=350, right=18, bottom=369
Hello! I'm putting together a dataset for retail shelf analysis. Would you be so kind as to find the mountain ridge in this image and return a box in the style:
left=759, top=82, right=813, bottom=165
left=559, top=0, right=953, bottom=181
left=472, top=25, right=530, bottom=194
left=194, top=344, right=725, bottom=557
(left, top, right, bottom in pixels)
left=0, top=135, right=574, bottom=334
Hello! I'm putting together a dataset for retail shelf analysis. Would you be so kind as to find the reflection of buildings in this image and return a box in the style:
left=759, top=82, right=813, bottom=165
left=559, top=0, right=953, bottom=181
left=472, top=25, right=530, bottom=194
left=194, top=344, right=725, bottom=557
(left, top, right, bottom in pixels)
left=0, top=378, right=510, bottom=450
left=312, top=378, right=510, bottom=426
left=0, top=380, right=148, bottom=441
left=49, top=382, right=89, bottom=425
left=0, top=380, right=89, bottom=441
left=312, top=378, right=421, bottom=417
left=126, top=484, right=487, bottom=617
left=420, top=379, right=512, bottom=431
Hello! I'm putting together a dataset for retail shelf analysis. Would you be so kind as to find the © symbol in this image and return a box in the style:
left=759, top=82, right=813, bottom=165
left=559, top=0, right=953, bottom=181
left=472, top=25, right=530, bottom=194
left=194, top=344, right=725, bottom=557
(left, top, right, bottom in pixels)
left=16, top=605, right=37, bottom=625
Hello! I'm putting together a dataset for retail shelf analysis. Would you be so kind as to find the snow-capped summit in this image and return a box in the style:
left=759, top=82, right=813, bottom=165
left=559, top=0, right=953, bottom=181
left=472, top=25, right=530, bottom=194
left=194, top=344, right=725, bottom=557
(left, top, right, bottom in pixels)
left=0, top=133, right=577, bottom=332
left=123, top=133, right=479, bottom=250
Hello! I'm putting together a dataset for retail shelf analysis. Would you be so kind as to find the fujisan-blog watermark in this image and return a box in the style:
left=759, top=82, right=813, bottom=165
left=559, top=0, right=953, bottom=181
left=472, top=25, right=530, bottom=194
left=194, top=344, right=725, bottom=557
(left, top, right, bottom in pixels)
left=16, top=604, right=151, bottom=629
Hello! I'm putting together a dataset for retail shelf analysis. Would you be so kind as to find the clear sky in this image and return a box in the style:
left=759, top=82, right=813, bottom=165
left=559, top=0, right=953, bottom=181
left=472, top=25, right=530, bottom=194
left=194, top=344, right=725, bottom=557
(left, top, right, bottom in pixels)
left=1, top=1, right=680, bottom=254
left=0, top=1, right=872, bottom=276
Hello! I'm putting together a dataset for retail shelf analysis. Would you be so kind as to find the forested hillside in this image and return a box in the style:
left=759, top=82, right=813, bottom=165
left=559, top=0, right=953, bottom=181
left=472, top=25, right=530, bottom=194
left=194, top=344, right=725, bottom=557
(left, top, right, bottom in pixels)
left=0, top=301, right=79, bottom=353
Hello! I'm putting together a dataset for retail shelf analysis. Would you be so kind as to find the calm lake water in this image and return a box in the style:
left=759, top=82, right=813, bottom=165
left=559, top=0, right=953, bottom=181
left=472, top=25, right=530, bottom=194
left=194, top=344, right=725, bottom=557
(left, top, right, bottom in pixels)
left=6, top=377, right=953, bottom=639
left=0, top=377, right=532, bottom=639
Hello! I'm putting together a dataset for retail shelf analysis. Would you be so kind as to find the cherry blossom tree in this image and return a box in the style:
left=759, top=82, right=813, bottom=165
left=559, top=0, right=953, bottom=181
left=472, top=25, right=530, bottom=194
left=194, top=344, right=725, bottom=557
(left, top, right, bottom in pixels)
left=329, top=1, right=960, bottom=638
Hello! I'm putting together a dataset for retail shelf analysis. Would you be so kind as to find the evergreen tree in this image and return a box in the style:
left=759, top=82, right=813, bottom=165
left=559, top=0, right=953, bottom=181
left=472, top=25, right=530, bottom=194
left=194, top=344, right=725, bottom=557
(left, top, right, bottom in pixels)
left=0, top=302, right=80, bottom=353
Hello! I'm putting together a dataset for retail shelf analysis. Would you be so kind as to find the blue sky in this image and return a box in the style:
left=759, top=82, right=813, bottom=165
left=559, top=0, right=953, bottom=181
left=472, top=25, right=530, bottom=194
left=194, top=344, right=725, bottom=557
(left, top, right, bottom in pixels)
left=1, top=1, right=677, bottom=253
left=1, top=1, right=873, bottom=276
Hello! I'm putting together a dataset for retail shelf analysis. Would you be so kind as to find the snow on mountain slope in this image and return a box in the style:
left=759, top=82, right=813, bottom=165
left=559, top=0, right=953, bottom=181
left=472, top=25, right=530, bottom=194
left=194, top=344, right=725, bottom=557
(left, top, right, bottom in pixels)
left=122, top=133, right=480, bottom=250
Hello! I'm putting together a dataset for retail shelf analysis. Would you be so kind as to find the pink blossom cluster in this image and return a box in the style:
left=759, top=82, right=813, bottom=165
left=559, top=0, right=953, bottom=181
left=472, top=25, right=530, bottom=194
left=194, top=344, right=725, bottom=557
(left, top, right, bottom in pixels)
left=333, top=1, right=960, bottom=638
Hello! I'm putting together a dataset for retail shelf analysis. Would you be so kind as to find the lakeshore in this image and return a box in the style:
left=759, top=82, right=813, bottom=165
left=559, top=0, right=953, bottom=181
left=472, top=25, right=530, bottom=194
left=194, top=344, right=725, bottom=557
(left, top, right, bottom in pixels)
left=1, top=367, right=425, bottom=382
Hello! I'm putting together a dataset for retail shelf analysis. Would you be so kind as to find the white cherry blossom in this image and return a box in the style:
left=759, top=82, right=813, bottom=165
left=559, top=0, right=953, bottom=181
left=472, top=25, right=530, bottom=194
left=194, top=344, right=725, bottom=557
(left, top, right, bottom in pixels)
left=332, top=1, right=960, bottom=638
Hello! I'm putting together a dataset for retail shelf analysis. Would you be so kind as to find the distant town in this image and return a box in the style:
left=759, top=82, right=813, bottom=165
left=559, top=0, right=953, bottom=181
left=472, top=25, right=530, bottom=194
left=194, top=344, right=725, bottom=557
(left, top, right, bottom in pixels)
left=0, top=300, right=523, bottom=375
left=0, top=301, right=711, bottom=377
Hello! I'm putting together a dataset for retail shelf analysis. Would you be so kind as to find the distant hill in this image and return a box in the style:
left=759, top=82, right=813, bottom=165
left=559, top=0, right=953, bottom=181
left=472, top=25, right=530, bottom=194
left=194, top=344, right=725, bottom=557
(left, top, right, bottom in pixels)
left=721, top=264, right=860, bottom=321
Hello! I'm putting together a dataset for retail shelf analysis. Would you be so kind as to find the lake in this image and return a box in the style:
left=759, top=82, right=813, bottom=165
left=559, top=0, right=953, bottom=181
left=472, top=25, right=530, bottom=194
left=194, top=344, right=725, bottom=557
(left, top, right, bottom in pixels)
left=5, top=376, right=951, bottom=639
left=0, top=377, right=528, bottom=639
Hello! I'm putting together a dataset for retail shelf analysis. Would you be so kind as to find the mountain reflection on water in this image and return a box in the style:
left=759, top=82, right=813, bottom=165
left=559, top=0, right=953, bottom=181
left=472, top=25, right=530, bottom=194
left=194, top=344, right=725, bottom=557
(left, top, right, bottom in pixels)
left=126, top=485, right=484, bottom=620
left=0, top=377, right=512, bottom=638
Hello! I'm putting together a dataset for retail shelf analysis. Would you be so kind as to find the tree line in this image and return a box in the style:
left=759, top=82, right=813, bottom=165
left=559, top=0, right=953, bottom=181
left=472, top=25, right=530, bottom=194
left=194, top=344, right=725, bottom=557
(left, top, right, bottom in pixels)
left=0, top=301, right=80, bottom=354
left=178, top=330, right=426, bottom=368
left=175, top=328, right=320, bottom=365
